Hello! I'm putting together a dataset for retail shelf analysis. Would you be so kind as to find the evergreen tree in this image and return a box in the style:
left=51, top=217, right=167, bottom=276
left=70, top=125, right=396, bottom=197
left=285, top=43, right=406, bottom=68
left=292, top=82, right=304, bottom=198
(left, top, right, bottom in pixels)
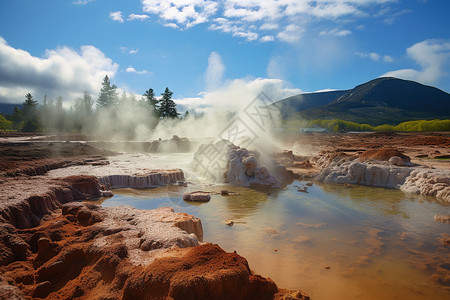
left=12, top=106, right=21, bottom=130
left=97, top=75, right=118, bottom=109
left=55, top=96, right=65, bottom=132
left=158, top=87, right=179, bottom=119
left=82, top=91, right=94, bottom=116
left=144, top=88, right=160, bottom=119
left=144, top=88, right=158, bottom=110
left=22, top=93, right=40, bottom=132
left=40, top=95, right=49, bottom=132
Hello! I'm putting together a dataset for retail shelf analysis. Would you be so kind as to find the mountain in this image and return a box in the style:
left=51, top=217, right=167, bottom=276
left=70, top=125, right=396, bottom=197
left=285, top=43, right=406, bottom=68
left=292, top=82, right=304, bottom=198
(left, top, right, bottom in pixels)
left=273, top=77, right=450, bottom=125
left=0, top=103, right=21, bottom=115
left=273, top=90, right=348, bottom=117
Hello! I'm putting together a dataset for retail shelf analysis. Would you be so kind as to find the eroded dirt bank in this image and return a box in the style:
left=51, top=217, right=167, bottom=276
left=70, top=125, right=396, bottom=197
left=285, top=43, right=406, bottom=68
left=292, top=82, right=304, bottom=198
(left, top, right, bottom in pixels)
left=0, top=139, right=308, bottom=299
left=1, top=200, right=300, bottom=299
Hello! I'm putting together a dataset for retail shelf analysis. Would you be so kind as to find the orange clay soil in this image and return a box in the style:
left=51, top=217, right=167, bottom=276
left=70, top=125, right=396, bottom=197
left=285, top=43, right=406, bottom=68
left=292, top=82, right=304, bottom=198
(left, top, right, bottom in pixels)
left=358, top=148, right=411, bottom=162
left=0, top=138, right=308, bottom=299
left=0, top=202, right=308, bottom=299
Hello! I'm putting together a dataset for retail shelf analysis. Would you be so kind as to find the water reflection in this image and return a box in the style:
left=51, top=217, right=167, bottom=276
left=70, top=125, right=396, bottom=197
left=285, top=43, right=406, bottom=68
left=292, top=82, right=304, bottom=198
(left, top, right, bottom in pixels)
left=96, top=181, right=450, bottom=300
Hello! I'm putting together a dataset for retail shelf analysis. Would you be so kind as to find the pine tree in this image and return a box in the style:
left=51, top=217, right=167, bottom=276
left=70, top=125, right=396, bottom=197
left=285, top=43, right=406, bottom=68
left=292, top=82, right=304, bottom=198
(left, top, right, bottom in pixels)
left=144, top=88, right=159, bottom=118
left=22, top=93, right=40, bottom=132
left=82, top=91, right=94, bottom=116
left=159, top=87, right=179, bottom=119
left=97, top=75, right=118, bottom=109
left=40, top=95, right=49, bottom=132
left=144, top=88, right=158, bottom=108
left=56, top=96, right=65, bottom=132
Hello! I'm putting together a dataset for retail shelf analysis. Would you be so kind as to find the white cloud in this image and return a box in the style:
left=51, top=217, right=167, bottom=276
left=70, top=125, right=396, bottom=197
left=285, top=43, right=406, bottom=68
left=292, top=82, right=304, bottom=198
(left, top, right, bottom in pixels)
left=209, top=18, right=258, bottom=41
left=164, top=23, right=179, bottom=29
left=110, top=11, right=124, bottom=23
left=383, top=55, right=394, bottom=63
left=0, top=36, right=119, bottom=105
left=356, top=52, right=394, bottom=63
left=261, top=35, right=275, bottom=42
left=72, top=0, right=95, bottom=5
left=320, top=28, right=352, bottom=37
left=356, top=51, right=380, bottom=61
left=277, top=25, right=303, bottom=43
left=120, top=47, right=139, bottom=54
left=382, top=39, right=450, bottom=85
left=369, top=52, right=380, bottom=61
left=259, top=23, right=279, bottom=30
left=141, top=0, right=397, bottom=42
left=126, top=66, right=148, bottom=74
left=127, top=14, right=150, bottom=21
left=142, top=0, right=218, bottom=28
left=205, top=52, right=225, bottom=90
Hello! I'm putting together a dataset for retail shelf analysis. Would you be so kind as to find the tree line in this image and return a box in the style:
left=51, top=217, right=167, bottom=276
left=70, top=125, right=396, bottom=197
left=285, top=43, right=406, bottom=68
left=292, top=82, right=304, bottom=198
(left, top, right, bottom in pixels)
left=0, top=75, right=184, bottom=135
left=283, top=118, right=450, bottom=133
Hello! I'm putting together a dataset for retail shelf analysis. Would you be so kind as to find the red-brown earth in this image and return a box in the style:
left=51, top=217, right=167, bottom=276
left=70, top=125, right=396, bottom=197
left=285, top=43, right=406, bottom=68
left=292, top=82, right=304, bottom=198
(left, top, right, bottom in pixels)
left=0, top=135, right=309, bottom=299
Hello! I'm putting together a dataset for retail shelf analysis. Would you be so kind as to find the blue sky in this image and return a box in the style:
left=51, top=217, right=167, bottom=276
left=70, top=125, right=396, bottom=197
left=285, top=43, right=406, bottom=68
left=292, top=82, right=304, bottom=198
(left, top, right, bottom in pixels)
left=0, top=0, right=449, bottom=109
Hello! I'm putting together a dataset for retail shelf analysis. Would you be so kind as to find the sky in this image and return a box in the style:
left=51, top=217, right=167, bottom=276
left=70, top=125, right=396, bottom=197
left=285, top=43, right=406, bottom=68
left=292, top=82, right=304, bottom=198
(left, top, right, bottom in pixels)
left=0, top=0, right=449, bottom=111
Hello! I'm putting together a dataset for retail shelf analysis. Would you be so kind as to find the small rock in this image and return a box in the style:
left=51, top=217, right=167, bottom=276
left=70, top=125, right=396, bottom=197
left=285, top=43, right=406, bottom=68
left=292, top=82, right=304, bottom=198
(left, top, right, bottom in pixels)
left=182, top=191, right=211, bottom=202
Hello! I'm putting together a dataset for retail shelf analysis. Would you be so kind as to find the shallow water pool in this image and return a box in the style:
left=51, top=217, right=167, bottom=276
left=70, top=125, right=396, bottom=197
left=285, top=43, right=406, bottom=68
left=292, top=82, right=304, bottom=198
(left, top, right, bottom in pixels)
left=94, top=181, right=450, bottom=299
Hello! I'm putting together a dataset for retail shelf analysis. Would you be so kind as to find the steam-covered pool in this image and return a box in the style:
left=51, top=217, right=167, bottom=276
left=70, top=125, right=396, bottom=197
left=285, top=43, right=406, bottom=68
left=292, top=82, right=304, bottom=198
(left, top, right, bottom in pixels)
left=94, top=181, right=450, bottom=299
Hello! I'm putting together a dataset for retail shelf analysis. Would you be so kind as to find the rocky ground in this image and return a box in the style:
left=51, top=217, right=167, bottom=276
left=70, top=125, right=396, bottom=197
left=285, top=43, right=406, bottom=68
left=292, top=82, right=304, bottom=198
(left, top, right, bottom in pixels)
left=0, top=131, right=449, bottom=299
left=0, top=134, right=309, bottom=299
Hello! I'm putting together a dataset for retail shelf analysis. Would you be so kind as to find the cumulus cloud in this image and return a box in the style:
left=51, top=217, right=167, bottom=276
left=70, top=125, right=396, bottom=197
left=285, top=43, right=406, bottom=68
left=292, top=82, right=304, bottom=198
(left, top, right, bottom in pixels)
left=142, top=0, right=218, bottom=28
left=205, top=52, right=225, bottom=90
left=125, top=66, right=148, bottom=74
left=277, top=25, right=303, bottom=43
left=0, top=36, right=119, bottom=105
left=164, top=23, right=179, bottom=29
left=141, top=0, right=396, bottom=42
left=260, top=35, right=275, bottom=42
left=209, top=18, right=258, bottom=41
left=110, top=11, right=124, bottom=23
left=382, top=39, right=450, bottom=85
left=127, top=14, right=150, bottom=21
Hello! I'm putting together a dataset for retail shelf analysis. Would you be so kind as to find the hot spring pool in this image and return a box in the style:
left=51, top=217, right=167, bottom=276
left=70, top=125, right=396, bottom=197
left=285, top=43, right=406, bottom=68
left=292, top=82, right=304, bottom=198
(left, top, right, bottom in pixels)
left=93, top=181, right=450, bottom=299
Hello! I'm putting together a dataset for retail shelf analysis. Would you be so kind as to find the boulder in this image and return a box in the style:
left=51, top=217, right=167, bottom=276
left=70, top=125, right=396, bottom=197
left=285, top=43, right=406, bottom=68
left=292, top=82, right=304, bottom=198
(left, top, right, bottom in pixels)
left=182, top=192, right=211, bottom=202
